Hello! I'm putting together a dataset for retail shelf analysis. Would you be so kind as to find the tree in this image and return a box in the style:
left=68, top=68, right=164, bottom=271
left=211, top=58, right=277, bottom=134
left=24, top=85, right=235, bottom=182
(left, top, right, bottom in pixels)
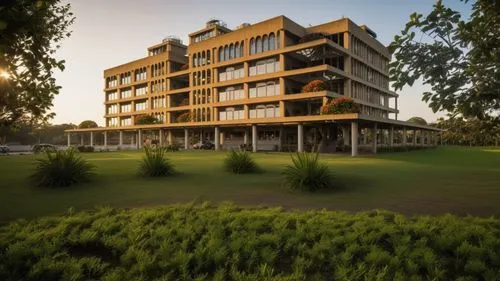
left=0, top=0, right=75, bottom=130
left=78, top=120, right=98, bottom=129
left=407, top=117, right=428, bottom=125
left=389, top=0, right=500, bottom=120
left=136, top=115, right=160, bottom=125
left=436, top=115, right=500, bottom=146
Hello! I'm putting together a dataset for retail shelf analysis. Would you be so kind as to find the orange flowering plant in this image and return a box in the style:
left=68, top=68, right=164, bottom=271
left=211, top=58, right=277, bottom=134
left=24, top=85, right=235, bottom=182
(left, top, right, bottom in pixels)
left=321, top=97, right=360, bottom=114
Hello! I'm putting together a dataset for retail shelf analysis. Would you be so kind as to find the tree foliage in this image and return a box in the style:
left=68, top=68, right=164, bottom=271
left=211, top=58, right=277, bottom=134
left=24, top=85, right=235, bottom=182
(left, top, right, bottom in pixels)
left=434, top=115, right=500, bottom=146
left=78, top=120, right=98, bottom=129
left=389, top=0, right=500, bottom=120
left=135, top=115, right=160, bottom=125
left=407, top=116, right=428, bottom=125
left=0, top=0, right=75, bottom=129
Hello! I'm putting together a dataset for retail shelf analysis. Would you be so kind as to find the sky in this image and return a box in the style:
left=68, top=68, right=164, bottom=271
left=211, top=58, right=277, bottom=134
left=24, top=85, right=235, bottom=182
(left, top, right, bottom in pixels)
left=51, top=0, right=472, bottom=126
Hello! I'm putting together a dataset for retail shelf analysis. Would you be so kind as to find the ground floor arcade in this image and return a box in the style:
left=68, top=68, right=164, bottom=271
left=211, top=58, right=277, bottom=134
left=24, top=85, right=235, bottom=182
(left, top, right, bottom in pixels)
left=66, top=116, right=441, bottom=156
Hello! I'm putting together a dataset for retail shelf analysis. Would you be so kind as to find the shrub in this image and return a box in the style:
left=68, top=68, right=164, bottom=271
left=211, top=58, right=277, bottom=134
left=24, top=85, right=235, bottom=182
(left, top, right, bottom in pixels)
left=77, top=145, right=94, bottom=153
left=224, top=150, right=259, bottom=174
left=176, top=112, right=192, bottom=123
left=180, top=63, right=189, bottom=70
left=135, top=115, right=160, bottom=125
left=321, top=97, right=361, bottom=114
left=138, top=145, right=175, bottom=177
left=165, top=144, right=180, bottom=152
left=2, top=204, right=500, bottom=281
left=282, top=152, right=334, bottom=191
left=30, top=147, right=95, bottom=187
left=302, top=79, right=326, bottom=93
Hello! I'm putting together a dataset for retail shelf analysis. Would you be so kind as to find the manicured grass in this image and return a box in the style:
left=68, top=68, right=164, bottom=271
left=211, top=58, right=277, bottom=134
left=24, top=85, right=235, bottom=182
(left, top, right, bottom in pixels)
left=0, top=147, right=499, bottom=222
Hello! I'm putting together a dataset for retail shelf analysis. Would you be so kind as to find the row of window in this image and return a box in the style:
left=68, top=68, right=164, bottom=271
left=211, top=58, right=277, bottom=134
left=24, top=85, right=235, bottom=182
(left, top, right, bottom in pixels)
left=121, top=89, right=132, bottom=99
left=249, top=81, right=280, bottom=98
left=152, top=112, right=165, bottom=123
left=192, top=107, right=212, bottom=122
left=107, top=104, right=118, bottom=114
left=219, top=107, right=244, bottom=121
left=193, top=89, right=212, bottom=105
left=151, top=62, right=165, bottom=78
left=193, top=70, right=212, bottom=86
left=106, top=77, right=118, bottom=88
left=218, top=41, right=244, bottom=62
left=219, top=87, right=244, bottom=102
left=108, top=117, right=118, bottom=127
left=152, top=97, right=166, bottom=109
left=351, top=36, right=389, bottom=72
left=135, top=67, right=147, bottom=81
left=249, top=58, right=279, bottom=76
left=120, top=72, right=131, bottom=85
left=219, top=66, right=244, bottom=82
left=352, top=59, right=389, bottom=89
left=121, top=117, right=132, bottom=126
left=136, top=85, right=148, bottom=96
left=249, top=32, right=280, bottom=55
left=135, top=101, right=148, bottom=111
left=360, top=105, right=388, bottom=119
left=107, top=91, right=118, bottom=101
left=151, top=79, right=166, bottom=93
left=352, top=81, right=388, bottom=107
left=121, top=104, right=131, bottom=113
left=249, top=104, right=280, bottom=119
left=192, top=50, right=211, bottom=67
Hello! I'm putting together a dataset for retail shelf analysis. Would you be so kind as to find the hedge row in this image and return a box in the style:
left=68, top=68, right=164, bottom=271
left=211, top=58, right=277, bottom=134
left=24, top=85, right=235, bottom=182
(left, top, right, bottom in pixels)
left=1, top=204, right=499, bottom=280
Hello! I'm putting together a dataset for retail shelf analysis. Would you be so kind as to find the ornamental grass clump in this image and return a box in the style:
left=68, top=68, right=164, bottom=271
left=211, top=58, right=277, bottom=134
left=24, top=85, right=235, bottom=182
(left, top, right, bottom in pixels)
left=30, top=147, right=95, bottom=187
left=138, top=145, right=176, bottom=177
left=224, top=149, right=260, bottom=174
left=282, top=152, right=334, bottom=191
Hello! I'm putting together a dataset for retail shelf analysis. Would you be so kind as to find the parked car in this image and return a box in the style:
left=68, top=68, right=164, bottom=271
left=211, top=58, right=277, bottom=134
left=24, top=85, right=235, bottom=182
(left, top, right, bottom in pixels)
left=193, top=141, right=215, bottom=150
left=32, top=144, right=57, bottom=153
left=0, top=145, right=9, bottom=154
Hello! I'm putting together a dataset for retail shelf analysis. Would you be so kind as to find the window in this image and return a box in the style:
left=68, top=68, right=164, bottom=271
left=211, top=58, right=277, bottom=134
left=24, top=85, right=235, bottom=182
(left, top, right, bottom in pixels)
left=107, top=104, right=118, bottom=114
left=250, top=38, right=255, bottom=55
left=256, top=37, right=262, bottom=53
left=235, top=42, right=240, bottom=58
left=120, top=117, right=131, bottom=126
left=193, top=54, right=197, bottom=67
left=107, top=77, right=117, bottom=88
left=135, top=85, right=147, bottom=96
left=219, top=107, right=244, bottom=120
left=249, top=104, right=280, bottom=119
left=135, top=101, right=147, bottom=111
left=224, top=45, right=229, bottom=61
left=249, top=58, right=279, bottom=76
left=108, top=117, right=118, bottom=127
left=218, top=65, right=244, bottom=82
left=229, top=44, right=234, bottom=59
left=239, top=42, right=244, bottom=57
left=121, top=89, right=132, bottom=99
left=269, top=33, right=275, bottom=50
left=263, top=35, right=269, bottom=52
left=107, top=91, right=118, bottom=101
left=120, top=103, right=131, bottom=113
left=219, top=47, right=223, bottom=62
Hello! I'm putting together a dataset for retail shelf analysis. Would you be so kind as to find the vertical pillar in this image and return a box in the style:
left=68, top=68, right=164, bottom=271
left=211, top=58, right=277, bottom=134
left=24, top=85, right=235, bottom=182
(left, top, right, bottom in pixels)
left=420, top=130, right=425, bottom=146
left=278, top=126, right=284, bottom=152
left=167, top=130, right=172, bottom=145
left=214, top=126, right=220, bottom=151
left=342, top=126, right=350, bottom=146
left=104, top=131, right=108, bottom=148
left=184, top=128, right=188, bottom=149
left=119, top=131, right=123, bottom=146
left=138, top=130, right=142, bottom=149
left=351, top=121, right=358, bottom=156
left=372, top=123, right=377, bottom=154
left=389, top=126, right=394, bottom=147
left=80, top=135, right=84, bottom=146
left=402, top=128, right=407, bottom=146
left=90, top=132, right=94, bottom=147
left=252, top=125, right=257, bottom=153
left=297, top=124, right=304, bottom=152
left=413, top=129, right=417, bottom=146
left=159, top=129, right=164, bottom=146
left=244, top=129, right=248, bottom=145
left=67, top=132, right=71, bottom=147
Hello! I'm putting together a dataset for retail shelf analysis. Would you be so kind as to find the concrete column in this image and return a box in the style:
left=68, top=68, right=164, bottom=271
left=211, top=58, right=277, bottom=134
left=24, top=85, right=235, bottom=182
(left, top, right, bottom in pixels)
left=80, top=135, right=84, bottom=145
left=252, top=125, right=257, bottom=153
left=104, top=131, right=108, bottom=148
left=413, top=130, right=417, bottom=146
left=90, top=132, right=94, bottom=147
left=138, top=130, right=142, bottom=148
left=214, top=126, right=220, bottom=151
left=67, top=133, right=71, bottom=147
left=159, top=129, right=164, bottom=146
left=402, top=128, right=407, bottom=146
left=119, top=131, right=123, bottom=146
left=420, top=130, right=425, bottom=146
left=278, top=127, right=284, bottom=152
left=389, top=126, right=394, bottom=146
left=372, top=123, right=377, bottom=154
left=297, top=124, right=304, bottom=152
left=243, top=129, right=248, bottom=145
left=342, top=126, right=350, bottom=146
left=167, top=130, right=172, bottom=145
left=351, top=121, right=358, bottom=157
left=184, top=128, right=188, bottom=149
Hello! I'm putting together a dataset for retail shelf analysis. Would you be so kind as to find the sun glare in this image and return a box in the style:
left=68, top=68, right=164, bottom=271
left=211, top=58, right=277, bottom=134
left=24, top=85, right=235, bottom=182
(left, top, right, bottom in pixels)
left=0, top=70, right=10, bottom=79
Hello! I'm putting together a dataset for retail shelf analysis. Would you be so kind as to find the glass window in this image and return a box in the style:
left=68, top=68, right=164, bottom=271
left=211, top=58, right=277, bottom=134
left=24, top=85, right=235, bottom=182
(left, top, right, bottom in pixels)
left=249, top=88, right=256, bottom=98
left=256, top=37, right=262, bottom=53
left=250, top=38, right=255, bottom=54
left=269, top=33, right=275, bottom=50
left=219, top=47, right=224, bottom=62
left=234, top=42, right=239, bottom=58
left=277, top=31, right=280, bottom=49
left=263, top=35, right=269, bottom=52
left=240, top=42, right=244, bottom=57
left=266, top=106, right=275, bottom=117
left=257, top=106, right=265, bottom=118
left=229, top=44, right=234, bottom=59
left=267, top=82, right=275, bottom=96
left=224, top=45, right=229, bottom=61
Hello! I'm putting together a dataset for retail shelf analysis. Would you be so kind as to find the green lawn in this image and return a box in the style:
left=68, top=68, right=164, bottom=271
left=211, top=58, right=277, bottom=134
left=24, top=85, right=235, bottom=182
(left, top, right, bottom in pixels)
left=0, top=146, right=499, bottom=222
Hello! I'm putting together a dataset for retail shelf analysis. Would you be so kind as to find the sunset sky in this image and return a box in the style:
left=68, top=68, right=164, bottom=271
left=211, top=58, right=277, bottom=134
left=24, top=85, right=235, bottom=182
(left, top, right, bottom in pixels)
left=51, top=0, right=472, bottom=126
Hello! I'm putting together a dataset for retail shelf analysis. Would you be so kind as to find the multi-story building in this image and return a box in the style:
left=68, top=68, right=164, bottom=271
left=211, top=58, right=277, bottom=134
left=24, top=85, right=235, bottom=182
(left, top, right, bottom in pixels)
left=67, top=16, right=439, bottom=156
